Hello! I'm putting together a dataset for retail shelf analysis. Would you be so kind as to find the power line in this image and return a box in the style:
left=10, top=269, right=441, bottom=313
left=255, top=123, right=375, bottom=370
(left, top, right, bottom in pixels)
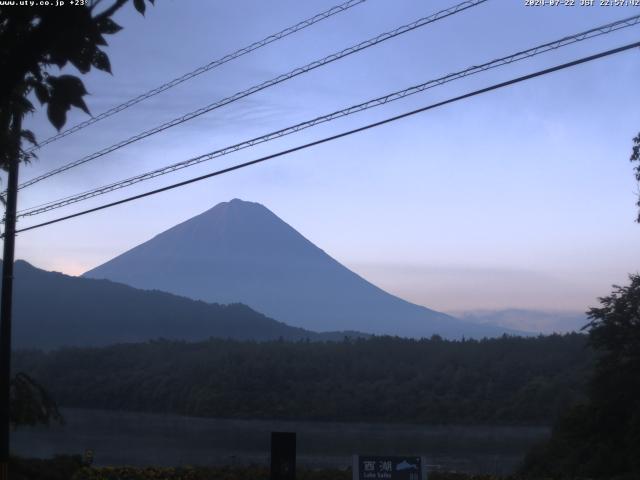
left=25, top=0, right=368, bottom=153
left=12, top=40, right=640, bottom=236
left=17, top=14, right=640, bottom=218
left=17, top=0, right=488, bottom=190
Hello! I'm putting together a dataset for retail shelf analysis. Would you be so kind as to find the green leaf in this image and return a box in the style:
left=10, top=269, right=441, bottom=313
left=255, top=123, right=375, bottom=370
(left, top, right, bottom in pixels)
left=69, top=46, right=94, bottom=74
left=96, top=17, right=122, bottom=35
left=20, top=130, right=38, bottom=147
left=18, top=96, right=35, bottom=115
left=11, top=373, right=64, bottom=428
left=46, top=75, right=91, bottom=128
left=47, top=101, right=68, bottom=131
left=69, top=96, right=90, bottom=116
left=48, top=75, right=88, bottom=98
left=33, top=83, right=50, bottom=105
left=133, top=0, right=145, bottom=15
left=94, top=32, right=108, bottom=47
left=48, top=51, right=69, bottom=69
left=60, top=75, right=87, bottom=94
left=91, top=49, right=112, bottom=73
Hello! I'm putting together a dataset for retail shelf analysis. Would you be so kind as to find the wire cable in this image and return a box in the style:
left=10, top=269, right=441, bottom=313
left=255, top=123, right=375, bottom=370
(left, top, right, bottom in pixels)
left=17, top=14, right=640, bottom=218
left=12, top=40, right=640, bottom=236
left=17, top=0, right=488, bottom=190
left=26, top=0, right=368, bottom=153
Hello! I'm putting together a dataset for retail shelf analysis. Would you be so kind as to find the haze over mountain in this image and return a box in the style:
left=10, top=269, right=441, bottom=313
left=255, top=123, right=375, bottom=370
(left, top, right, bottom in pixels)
left=4, top=260, right=356, bottom=350
left=452, top=309, right=588, bottom=335
left=84, top=199, right=518, bottom=338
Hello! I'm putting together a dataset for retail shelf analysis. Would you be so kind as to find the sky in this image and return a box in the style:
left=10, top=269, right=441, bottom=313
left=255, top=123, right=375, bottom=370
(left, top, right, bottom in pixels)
left=5, top=0, right=640, bottom=314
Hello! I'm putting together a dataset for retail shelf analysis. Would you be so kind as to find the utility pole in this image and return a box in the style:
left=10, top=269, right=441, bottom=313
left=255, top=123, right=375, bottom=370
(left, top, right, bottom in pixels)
left=0, top=114, right=22, bottom=480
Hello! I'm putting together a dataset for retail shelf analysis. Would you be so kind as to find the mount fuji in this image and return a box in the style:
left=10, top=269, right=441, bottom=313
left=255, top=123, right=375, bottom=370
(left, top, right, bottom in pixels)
left=84, top=199, right=515, bottom=338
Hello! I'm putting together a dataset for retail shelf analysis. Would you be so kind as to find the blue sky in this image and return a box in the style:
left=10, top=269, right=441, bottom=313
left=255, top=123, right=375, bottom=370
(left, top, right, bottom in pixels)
left=8, top=0, right=640, bottom=313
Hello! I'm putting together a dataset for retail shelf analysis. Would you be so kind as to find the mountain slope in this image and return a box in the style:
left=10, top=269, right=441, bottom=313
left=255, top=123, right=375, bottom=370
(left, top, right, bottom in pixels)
left=4, top=260, right=356, bottom=349
left=84, top=199, right=516, bottom=338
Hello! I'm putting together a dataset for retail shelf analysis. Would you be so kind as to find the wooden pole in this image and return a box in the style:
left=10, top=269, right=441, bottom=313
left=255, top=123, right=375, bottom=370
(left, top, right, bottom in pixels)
left=0, top=114, right=21, bottom=480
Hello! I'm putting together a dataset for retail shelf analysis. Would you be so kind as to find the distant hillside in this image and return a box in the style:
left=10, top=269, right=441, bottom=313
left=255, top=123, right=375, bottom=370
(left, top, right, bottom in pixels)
left=85, top=199, right=519, bottom=339
left=454, top=309, right=588, bottom=334
left=15, top=334, right=592, bottom=425
left=3, top=260, right=362, bottom=349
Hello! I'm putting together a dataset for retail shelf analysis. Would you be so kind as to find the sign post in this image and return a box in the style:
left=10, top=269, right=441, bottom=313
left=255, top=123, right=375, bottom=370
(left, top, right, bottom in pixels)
left=270, top=432, right=296, bottom=480
left=353, top=455, right=426, bottom=480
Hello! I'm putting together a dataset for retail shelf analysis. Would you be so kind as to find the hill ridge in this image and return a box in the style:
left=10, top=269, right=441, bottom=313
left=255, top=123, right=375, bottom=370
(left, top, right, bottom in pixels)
left=2, top=259, right=365, bottom=349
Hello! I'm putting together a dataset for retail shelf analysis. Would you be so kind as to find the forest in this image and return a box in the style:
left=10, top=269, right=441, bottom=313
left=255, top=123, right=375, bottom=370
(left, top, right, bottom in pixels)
left=14, top=333, right=591, bottom=425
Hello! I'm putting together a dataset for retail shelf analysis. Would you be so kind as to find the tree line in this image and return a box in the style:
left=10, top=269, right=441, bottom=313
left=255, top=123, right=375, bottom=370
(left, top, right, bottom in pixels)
left=14, top=333, right=591, bottom=425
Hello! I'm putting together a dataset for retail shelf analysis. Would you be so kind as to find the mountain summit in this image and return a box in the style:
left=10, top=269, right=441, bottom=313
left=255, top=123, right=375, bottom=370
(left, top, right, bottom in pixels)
left=84, top=199, right=512, bottom=338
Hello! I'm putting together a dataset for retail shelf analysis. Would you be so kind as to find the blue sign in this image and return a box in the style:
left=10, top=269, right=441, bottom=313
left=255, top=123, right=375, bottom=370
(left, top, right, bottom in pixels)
left=354, top=455, right=424, bottom=480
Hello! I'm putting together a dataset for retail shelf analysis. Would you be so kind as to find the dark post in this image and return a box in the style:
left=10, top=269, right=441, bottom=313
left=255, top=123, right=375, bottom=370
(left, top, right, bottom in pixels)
left=0, top=115, right=21, bottom=480
left=270, top=431, right=296, bottom=480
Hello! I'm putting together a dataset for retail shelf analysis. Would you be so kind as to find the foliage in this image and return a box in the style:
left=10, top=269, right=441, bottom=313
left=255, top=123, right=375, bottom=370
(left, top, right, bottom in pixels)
left=0, top=0, right=150, bottom=447
left=0, top=0, right=154, bottom=169
left=10, top=455, right=84, bottom=480
left=10, top=461, right=349, bottom=480
left=632, top=132, right=640, bottom=223
left=73, top=465, right=275, bottom=480
left=70, top=466, right=535, bottom=480
left=520, top=275, right=640, bottom=478
left=9, top=457, right=613, bottom=480
left=15, top=334, right=592, bottom=425
left=10, top=372, right=62, bottom=427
